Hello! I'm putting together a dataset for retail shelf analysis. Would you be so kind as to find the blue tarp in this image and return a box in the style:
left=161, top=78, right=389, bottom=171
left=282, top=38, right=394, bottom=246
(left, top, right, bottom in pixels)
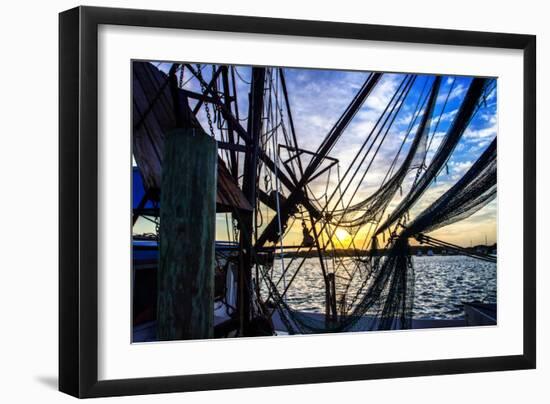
left=133, top=167, right=156, bottom=212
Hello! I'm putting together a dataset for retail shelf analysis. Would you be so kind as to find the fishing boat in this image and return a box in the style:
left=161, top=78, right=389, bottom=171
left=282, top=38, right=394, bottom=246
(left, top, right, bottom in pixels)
left=133, top=236, right=243, bottom=342
left=131, top=61, right=498, bottom=340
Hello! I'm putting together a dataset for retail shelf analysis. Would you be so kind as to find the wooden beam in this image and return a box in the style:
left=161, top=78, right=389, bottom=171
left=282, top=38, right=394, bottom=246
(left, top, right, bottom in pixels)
left=157, top=128, right=217, bottom=341
left=191, top=66, right=223, bottom=115
left=217, top=141, right=247, bottom=153
left=182, top=89, right=218, bottom=104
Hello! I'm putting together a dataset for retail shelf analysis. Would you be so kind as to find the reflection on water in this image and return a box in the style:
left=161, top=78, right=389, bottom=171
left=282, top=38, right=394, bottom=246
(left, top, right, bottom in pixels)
left=412, top=256, right=496, bottom=319
left=261, top=255, right=496, bottom=320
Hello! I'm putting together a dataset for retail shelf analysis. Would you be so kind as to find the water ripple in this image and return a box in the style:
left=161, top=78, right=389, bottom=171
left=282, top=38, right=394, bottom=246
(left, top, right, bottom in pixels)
left=261, top=255, right=496, bottom=320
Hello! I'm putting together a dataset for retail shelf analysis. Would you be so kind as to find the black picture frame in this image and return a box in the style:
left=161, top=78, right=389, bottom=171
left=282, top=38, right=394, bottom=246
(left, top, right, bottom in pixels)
left=59, top=5, right=536, bottom=398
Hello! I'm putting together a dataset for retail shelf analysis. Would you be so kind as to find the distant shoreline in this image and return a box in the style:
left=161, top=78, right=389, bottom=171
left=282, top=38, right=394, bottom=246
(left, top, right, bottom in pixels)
left=263, top=244, right=497, bottom=259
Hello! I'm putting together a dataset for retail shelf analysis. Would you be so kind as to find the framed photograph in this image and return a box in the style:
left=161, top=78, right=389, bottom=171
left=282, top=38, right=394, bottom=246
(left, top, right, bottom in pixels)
left=59, top=6, right=536, bottom=398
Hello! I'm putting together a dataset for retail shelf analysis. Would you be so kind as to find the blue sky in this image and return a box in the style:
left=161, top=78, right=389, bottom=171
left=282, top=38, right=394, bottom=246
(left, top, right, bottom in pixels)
left=135, top=62, right=497, bottom=248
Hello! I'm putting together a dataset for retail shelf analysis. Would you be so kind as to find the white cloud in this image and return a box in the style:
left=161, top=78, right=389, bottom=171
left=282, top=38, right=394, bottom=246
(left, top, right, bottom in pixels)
left=463, top=122, right=497, bottom=140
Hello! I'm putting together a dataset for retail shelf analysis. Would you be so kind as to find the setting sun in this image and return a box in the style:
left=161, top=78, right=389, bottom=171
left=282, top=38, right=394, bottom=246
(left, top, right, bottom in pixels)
left=334, top=228, right=350, bottom=243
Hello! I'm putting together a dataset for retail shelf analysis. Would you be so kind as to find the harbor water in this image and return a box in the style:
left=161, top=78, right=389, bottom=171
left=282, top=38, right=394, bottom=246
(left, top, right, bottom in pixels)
left=262, top=255, right=496, bottom=320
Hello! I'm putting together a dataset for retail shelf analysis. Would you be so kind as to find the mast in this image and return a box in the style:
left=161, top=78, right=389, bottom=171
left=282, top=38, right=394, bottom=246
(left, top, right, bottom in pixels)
left=238, top=67, right=266, bottom=335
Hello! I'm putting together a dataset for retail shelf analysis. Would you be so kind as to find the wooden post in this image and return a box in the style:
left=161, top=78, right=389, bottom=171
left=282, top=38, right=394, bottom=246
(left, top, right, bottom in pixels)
left=157, top=128, right=217, bottom=341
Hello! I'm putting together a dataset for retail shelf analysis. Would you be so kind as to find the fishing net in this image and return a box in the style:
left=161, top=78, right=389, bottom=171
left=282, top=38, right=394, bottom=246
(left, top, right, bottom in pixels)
left=401, top=137, right=496, bottom=238
left=332, top=77, right=442, bottom=233
left=375, top=77, right=491, bottom=237
left=262, top=236, right=415, bottom=333
left=263, top=78, right=496, bottom=334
